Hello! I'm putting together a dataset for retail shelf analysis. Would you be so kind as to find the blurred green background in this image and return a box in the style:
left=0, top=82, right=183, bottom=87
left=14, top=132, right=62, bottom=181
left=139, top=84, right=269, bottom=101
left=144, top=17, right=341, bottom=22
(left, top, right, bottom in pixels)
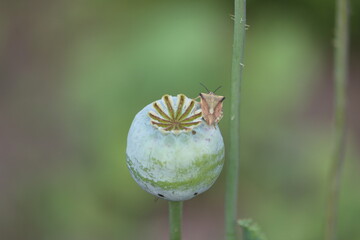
left=1, top=0, right=359, bottom=240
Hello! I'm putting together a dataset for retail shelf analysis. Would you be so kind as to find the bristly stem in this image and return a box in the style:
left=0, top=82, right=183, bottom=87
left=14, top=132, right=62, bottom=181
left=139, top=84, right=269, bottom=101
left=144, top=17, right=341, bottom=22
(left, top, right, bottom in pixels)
left=325, top=0, right=349, bottom=239
left=169, top=201, right=183, bottom=240
left=225, top=0, right=246, bottom=239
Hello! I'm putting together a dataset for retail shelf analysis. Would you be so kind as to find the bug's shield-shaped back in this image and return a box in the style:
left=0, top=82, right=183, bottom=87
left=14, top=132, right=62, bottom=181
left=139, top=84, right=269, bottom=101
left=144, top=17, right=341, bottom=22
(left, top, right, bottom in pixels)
left=200, top=93, right=225, bottom=126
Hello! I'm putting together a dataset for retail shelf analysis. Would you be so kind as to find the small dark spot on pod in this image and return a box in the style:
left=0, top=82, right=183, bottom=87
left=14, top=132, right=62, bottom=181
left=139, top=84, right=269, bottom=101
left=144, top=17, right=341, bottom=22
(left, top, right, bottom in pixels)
left=192, top=130, right=196, bottom=135
left=158, top=194, right=164, bottom=197
left=194, top=192, right=198, bottom=196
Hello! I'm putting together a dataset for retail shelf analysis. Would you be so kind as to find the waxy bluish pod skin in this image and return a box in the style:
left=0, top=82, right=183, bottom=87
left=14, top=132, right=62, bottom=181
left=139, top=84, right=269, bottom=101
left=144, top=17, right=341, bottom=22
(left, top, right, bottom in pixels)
left=126, top=94, right=224, bottom=201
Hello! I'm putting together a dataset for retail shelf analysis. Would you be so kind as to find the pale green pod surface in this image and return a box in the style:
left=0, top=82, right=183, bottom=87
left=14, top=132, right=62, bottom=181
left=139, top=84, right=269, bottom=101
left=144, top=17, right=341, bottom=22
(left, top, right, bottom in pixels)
left=126, top=94, right=224, bottom=201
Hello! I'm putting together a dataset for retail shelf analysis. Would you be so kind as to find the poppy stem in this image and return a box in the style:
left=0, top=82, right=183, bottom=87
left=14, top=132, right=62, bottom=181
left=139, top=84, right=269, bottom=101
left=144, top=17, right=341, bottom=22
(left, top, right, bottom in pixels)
left=169, top=201, right=183, bottom=240
left=325, top=0, right=349, bottom=239
left=225, top=0, right=246, bottom=239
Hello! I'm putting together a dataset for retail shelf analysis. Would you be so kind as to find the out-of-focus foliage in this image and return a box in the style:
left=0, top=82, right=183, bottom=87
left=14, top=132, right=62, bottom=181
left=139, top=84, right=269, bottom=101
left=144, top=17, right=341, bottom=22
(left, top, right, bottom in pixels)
left=0, top=0, right=359, bottom=240
left=238, top=219, right=267, bottom=240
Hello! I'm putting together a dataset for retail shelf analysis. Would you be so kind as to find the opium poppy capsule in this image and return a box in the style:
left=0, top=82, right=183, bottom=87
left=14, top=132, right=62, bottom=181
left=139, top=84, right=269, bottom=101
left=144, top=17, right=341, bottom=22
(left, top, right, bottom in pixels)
left=126, top=94, right=225, bottom=201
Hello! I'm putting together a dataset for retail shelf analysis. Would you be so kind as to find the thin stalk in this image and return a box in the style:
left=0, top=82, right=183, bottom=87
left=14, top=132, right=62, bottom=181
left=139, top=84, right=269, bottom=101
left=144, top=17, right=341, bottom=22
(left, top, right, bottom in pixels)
left=225, top=0, right=246, bottom=239
left=325, top=0, right=349, bottom=239
left=169, top=201, right=183, bottom=240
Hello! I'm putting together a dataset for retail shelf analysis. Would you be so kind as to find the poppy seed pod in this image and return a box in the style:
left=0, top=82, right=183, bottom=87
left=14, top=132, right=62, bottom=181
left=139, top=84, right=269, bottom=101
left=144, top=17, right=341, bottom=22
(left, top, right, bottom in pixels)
left=126, top=94, right=224, bottom=201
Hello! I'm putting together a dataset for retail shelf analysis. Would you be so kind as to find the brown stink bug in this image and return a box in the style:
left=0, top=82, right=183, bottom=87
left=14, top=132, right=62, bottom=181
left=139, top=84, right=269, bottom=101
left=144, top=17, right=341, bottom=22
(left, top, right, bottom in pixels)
left=197, top=83, right=225, bottom=126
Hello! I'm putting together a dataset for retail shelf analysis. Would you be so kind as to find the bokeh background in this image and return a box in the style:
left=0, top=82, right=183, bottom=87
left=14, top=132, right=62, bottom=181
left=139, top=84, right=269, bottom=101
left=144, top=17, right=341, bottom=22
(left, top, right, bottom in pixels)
left=1, top=0, right=359, bottom=239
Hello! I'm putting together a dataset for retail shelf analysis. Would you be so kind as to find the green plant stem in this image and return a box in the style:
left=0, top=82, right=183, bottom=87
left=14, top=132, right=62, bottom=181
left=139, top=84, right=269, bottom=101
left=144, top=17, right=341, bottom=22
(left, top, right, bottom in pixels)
left=225, top=0, right=246, bottom=239
left=325, top=0, right=349, bottom=240
left=169, top=201, right=183, bottom=240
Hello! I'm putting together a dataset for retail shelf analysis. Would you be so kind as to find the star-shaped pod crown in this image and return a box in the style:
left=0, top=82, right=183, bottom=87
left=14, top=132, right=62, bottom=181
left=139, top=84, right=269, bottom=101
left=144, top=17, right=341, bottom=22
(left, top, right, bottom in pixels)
left=148, top=94, right=202, bottom=134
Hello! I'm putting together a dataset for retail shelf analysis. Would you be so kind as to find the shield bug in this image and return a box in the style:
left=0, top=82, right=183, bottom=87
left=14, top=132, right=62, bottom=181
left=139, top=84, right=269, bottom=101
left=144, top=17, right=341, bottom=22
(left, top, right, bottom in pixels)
left=198, top=83, right=225, bottom=126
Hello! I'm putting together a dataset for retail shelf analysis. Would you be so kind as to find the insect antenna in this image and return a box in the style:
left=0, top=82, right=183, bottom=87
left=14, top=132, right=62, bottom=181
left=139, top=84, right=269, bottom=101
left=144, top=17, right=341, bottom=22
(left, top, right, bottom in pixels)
left=213, top=86, right=222, bottom=93
left=200, top=83, right=210, bottom=93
